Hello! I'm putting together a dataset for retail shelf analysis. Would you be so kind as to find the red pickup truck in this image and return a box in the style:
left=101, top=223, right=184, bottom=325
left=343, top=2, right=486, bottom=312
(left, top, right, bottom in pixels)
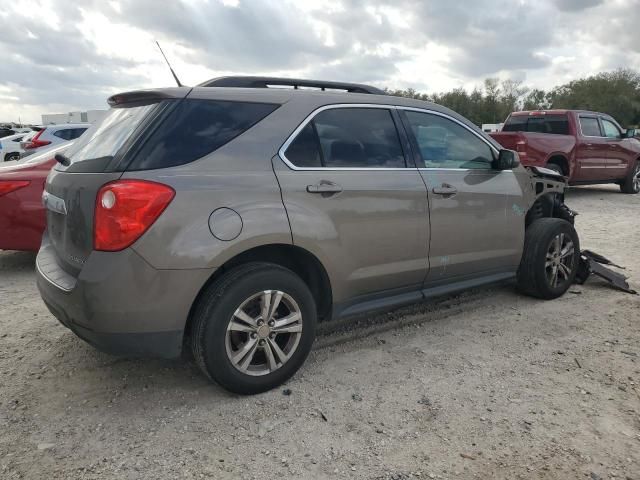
left=490, top=110, right=640, bottom=194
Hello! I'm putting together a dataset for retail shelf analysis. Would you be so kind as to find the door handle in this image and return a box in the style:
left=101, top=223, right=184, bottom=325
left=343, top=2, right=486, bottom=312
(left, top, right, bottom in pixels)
left=432, top=184, right=458, bottom=196
left=585, top=143, right=594, bottom=149
left=306, top=182, right=343, bottom=194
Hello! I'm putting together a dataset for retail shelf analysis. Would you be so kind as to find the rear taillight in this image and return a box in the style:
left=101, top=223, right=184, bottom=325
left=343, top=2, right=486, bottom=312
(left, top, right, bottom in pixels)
left=0, top=180, right=30, bottom=197
left=516, top=140, right=527, bottom=156
left=94, top=180, right=175, bottom=252
left=24, top=129, right=51, bottom=149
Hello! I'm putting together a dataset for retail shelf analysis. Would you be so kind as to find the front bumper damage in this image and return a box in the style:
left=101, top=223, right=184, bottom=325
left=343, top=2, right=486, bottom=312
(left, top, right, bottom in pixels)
left=525, top=166, right=636, bottom=295
left=575, top=250, right=637, bottom=295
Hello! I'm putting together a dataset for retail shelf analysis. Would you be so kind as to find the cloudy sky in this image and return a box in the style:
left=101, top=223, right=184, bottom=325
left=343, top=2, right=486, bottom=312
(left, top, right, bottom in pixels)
left=1, top=0, right=639, bottom=124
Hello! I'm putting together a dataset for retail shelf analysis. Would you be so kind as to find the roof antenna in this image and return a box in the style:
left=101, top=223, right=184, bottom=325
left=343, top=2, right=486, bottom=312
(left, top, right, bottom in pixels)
left=155, top=41, right=183, bottom=87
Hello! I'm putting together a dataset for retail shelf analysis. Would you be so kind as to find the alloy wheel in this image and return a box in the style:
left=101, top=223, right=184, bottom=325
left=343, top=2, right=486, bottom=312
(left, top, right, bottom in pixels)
left=225, top=290, right=303, bottom=376
left=545, top=233, right=575, bottom=288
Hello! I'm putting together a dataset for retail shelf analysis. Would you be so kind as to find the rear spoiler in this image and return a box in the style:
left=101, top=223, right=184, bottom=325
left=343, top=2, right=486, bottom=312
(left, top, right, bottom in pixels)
left=107, top=87, right=191, bottom=107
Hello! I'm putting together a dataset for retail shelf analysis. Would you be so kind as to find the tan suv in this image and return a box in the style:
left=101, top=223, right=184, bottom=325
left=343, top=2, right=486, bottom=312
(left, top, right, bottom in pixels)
left=36, top=76, right=579, bottom=394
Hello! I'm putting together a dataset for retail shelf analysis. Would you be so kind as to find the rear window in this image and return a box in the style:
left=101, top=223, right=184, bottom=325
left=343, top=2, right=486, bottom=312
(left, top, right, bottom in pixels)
left=126, top=99, right=279, bottom=171
left=502, top=114, right=569, bottom=135
left=65, top=104, right=158, bottom=169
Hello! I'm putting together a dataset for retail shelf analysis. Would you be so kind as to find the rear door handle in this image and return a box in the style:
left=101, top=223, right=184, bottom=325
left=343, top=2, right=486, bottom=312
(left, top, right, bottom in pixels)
left=306, top=182, right=343, bottom=194
left=432, top=184, right=458, bottom=196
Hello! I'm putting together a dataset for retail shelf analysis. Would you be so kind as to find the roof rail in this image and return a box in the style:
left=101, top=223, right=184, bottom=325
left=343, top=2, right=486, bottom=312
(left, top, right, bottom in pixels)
left=198, top=76, right=386, bottom=95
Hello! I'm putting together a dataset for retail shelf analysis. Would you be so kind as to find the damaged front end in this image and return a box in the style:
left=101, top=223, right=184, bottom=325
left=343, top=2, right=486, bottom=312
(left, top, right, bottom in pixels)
left=523, top=166, right=636, bottom=295
left=524, top=166, right=577, bottom=227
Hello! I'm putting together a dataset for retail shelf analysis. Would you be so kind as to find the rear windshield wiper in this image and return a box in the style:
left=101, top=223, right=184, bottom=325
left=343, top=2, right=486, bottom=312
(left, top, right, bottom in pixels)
left=55, top=153, right=71, bottom=166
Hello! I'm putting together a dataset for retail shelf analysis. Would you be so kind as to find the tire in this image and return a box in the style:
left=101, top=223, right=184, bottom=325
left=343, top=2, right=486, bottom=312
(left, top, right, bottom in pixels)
left=191, top=262, right=317, bottom=394
left=517, top=218, right=580, bottom=300
left=4, top=152, right=20, bottom=162
left=620, top=161, right=640, bottom=194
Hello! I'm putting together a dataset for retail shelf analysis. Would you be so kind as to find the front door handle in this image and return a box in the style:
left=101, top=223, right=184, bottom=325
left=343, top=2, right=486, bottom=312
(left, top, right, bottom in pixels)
left=306, top=182, right=343, bottom=194
left=432, top=184, right=458, bottom=196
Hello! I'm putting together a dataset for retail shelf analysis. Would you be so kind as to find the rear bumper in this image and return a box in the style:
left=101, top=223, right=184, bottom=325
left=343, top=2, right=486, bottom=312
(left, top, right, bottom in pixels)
left=36, top=236, right=214, bottom=358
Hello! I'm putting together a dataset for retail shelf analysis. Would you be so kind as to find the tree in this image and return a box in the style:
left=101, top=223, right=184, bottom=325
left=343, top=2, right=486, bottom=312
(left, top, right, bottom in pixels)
left=386, top=68, right=640, bottom=127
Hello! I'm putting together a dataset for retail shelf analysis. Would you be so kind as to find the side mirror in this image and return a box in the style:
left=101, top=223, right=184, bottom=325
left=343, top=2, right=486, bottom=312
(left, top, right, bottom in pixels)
left=494, top=149, right=519, bottom=170
left=624, top=128, right=637, bottom=139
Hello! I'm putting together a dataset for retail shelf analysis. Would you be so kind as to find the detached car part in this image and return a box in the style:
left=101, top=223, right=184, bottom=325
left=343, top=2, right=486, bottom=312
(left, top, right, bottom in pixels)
left=575, top=250, right=636, bottom=294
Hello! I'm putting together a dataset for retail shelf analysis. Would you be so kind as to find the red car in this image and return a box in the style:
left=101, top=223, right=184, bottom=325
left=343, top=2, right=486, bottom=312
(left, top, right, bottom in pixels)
left=0, top=145, right=67, bottom=251
left=491, top=110, right=640, bottom=193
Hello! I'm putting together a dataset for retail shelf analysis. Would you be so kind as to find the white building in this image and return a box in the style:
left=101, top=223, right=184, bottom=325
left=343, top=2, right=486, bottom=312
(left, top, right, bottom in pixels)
left=41, top=109, right=107, bottom=125
left=481, top=123, right=504, bottom=133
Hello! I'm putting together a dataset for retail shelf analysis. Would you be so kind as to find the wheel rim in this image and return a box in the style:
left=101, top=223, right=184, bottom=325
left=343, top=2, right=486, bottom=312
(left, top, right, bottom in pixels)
left=545, top=233, right=575, bottom=289
left=633, top=164, right=640, bottom=192
left=225, top=290, right=303, bottom=377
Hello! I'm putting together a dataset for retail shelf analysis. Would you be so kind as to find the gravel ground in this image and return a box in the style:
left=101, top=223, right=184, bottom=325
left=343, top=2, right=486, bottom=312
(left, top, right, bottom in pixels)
left=1, top=185, right=639, bottom=480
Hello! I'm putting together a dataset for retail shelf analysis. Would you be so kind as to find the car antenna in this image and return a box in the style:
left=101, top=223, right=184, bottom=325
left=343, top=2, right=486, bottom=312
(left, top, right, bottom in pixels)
left=155, top=41, right=183, bottom=87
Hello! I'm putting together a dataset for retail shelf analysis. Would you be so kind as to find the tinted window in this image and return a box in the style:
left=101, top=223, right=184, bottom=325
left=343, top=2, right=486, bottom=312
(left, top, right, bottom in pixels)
left=601, top=119, right=621, bottom=138
left=285, top=123, right=322, bottom=168
left=284, top=108, right=405, bottom=168
left=502, top=114, right=569, bottom=135
left=579, top=117, right=601, bottom=136
left=53, top=129, right=71, bottom=140
left=405, top=111, right=494, bottom=169
left=128, top=100, right=279, bottom=171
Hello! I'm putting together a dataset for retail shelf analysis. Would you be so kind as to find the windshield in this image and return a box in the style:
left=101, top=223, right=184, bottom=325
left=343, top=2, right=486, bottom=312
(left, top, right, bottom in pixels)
left=65, top=103, right=159, bottom=167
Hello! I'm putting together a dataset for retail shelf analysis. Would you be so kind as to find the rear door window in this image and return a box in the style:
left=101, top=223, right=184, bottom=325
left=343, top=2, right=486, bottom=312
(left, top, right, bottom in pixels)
left=284, top=107, right=406, bottom=168
left=502, top=114, right=569, bottom=135
left=126, top=100, right=279, bottom=171
left=579, top=117, right=602, bottom=137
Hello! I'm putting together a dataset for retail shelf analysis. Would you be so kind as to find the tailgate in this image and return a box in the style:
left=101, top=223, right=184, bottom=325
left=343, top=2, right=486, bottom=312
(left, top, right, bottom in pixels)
left=489, top=132, right=523, bottom=151
left=44, top=169, right=121, bottom=277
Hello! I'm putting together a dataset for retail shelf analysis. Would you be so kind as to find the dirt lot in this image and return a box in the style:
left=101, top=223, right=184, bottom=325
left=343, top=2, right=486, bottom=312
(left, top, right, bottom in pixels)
left=1, top=185, right=639, bottom=480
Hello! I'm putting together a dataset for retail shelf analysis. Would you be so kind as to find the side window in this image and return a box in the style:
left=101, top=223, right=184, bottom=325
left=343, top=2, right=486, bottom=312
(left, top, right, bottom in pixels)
left=127, top=100, right=279, bottom=171
left=404, top=111, right=494, bottom=169
left=284, top=123, right=322, bottom=168
left=53, top=129, right=70, bottom=140
left=601, top=119, right=621, bottom=139
left=68, top=128, right=87, bottom=140
left=579, top=117, right=601, bottom=137
left=285, top=108, right=405, bottom=168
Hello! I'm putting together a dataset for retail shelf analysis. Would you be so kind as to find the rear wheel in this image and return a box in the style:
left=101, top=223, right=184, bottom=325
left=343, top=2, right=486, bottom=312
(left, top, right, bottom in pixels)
left=620, top=161, right=640, bottom=194
left=517, top=218, right=580, bottom=299
left=191, top=262, right=316, bottom=394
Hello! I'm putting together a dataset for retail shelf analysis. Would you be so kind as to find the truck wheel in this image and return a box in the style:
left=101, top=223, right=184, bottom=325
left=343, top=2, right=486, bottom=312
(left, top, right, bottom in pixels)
left=620, top=161, right=640, bottom=194
left=517, top=218, right=580, bottom=300
left=191, top=262, right=316, bottom=394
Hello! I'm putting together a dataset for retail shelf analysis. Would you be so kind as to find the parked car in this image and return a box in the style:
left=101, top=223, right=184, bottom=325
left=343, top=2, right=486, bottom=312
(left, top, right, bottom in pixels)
left=490, top=110, right=640, bottom=193
left=37, top=77, right=578, bottom=394
left=20, top=123, right=88, bottom=158
left=0, top=127, right=16, bottom=138
left=0, top=144, right=67, bottom=251
left=1, top=133, right=25, bottom=162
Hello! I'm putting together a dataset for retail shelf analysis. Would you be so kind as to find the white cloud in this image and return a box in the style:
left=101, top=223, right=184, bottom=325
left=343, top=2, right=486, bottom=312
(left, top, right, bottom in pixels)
left=0, top=0, right=638, bottom=124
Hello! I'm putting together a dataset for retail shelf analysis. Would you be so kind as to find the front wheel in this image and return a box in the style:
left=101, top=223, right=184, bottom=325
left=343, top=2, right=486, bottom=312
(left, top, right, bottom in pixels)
left=191, top=262, right=317, bottom=394
left=4, top=152, right=20, bottom=162
left=620, top=161, right=640, bottom=194
left=517, top=218, right=580, bottom=299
